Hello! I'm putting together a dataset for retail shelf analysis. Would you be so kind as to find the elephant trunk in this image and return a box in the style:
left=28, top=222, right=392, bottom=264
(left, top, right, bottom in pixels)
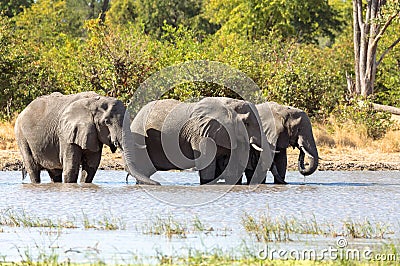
left=297, top=144, right=318, bottom=176
left=122, top=127, right=161, bottom=186
left=123, top=152, right=161, bottom=185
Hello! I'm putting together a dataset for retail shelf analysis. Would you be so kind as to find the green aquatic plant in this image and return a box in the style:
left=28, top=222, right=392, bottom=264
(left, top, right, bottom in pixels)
left=243, top=212, right=393, bottom=243
left=341, top=219, right=390, bottom=239
left=142, top=215, right=188, bottom=239
left=2, top=239, right=400, bottom=265
left=242, top=212, right=297, bottom=242
left=82, top=211, right=126, bottom=230
left=191, top=216, right=215, bottom=234
left=0, top=208, right=126, bottom=231
left=0, top=208, right=77, bottom=229
left=192, top=215, right=206, bottom=232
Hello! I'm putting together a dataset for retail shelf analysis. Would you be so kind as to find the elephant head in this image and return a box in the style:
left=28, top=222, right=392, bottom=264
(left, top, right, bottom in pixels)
left=209, top=98, right=273, bottom=184
left=258, top=102, right=319, bottom=179
left=60, top=95, right=126, bottom=153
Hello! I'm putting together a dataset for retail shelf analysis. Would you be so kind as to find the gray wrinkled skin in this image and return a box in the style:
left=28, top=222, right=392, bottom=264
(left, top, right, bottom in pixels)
left=124, top=97, right=272, bottom=185
left=247, top=102, right=319, bottom=184
left=15, top=91, right=126, bottom=183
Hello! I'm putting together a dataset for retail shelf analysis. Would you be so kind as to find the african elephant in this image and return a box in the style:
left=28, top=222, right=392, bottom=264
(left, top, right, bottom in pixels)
left=213, top=97, right=273, bottom=185
left=246, top=102, right=319, bottom=184
left=123, top=97, right=272, bottom=185
left=14, top=91, right=129, bottom=183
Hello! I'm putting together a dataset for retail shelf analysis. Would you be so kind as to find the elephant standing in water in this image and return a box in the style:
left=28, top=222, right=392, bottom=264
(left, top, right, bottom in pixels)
left=14, top=91, right=137, bottom=184
left=246, top=102, right=319, bottom=184
left=123, top=97, right=273, bottom=185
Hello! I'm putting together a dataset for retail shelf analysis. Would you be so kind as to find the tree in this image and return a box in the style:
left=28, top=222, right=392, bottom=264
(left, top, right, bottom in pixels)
left=205, top=0, right=343, bottom=43
left=65, top=0, right=110, bottom=35
left=136, top=0, right=214, bottom=38
left=106, top=0, right=138, bottom=25
left=0, top=0, right=33, bottom=17
left=350, top=0, right=400, bottom=97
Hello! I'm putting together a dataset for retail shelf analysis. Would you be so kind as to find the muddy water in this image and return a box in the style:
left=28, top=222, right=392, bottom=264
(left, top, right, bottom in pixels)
left=0, top=170, right=399, bottom=263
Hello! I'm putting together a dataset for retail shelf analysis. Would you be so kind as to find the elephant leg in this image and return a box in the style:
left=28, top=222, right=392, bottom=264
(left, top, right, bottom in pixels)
left=218, top=153, right=244, bottom=185
left=245, top=168, right=267, bottom=185
left=26, top=164, right=41, bottom=184
left=273, top=148, right=287, bottom=184
left=215, top=157, right=225, bottom=179
left=80, top=150, right=102, bottom=183
left=245, top=169, right=254, bottom=185
left=215, top=155, right=232, bottom=180
left=62, top=144, right=82, bottom=183
left=47, top=169, right=62, bottom=183
left=199, top=158, right=217, bottom=185
left=18, top=139, right=41, bottom=183
left=245, top=149, right=267, bottom=185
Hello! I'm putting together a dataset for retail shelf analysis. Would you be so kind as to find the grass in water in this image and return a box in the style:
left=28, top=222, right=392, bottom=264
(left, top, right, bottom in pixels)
left=82, top=211, right=126, bottom=230
left=192, top=216, right=214, bottom=234
left=341, top=219, right=390, bottom=239
left=242, top=213, right=393, bottom=242
left=141, top=215, right=188, bottom=239
left=140, top=215, right=220, bottom=238
left=0, top=209, right=126, bottom=230
left=0, top=209, right=77, bottom=229
left=242, top=213, right=297, bottom=242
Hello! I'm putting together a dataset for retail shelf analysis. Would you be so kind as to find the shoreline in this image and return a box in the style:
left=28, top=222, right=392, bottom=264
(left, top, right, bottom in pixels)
left=1, top=149, right=400, bottom=172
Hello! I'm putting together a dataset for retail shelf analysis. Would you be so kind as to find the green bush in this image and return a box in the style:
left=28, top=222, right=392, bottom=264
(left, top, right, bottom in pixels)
left=334, top=98, right=394, bottom=140
left=1, top=0, right=398, bottom=125
left=255, top=39, right=350, bottom=118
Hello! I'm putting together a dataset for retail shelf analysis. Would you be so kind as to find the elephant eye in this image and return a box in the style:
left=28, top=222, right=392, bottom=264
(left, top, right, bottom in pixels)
left=104, top=118, right=111, bottom=125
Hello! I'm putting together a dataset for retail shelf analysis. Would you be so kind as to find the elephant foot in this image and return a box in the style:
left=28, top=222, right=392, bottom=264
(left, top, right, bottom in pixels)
left=274, top=177, right=287, bottom=185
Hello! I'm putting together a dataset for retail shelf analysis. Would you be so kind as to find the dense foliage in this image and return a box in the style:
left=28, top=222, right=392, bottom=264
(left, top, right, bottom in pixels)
left=0, top=0, right=399, bottom=138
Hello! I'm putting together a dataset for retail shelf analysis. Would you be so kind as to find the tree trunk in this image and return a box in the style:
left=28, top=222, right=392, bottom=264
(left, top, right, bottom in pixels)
left=371, top=103, right=400, bottom=115
left=99, top=0, right=110, bottom=23
left=351, top=0, right=400, bottom=97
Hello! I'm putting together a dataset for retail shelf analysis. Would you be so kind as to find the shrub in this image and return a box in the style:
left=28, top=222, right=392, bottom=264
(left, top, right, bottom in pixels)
left=333, top=98, right=394, bottom=140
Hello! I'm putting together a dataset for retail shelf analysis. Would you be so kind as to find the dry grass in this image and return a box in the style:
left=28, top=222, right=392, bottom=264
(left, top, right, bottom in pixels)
left=314, top=116, right=400, bottom=153
left=0, top=120, right=17, bottom=150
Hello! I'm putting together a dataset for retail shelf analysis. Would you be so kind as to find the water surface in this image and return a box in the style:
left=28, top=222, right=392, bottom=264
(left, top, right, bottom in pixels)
left=0, top=170, right=399, bottom=263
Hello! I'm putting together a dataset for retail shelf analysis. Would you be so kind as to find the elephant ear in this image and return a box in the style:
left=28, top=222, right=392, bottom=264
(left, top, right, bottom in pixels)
left=192, top=98, right=238, bottom=150
left=260, top=102, right=289, bottom=148
left=60, top=99, right=100, bottom=152
left=198, top=118, right=233, bottom=150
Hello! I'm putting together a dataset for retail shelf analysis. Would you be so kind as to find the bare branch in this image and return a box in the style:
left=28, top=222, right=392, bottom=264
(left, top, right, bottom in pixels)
left=346, top=72, right=355, bottom=95
left=356, top=0, right=364, bottom=29
left=377, top=36, right=400, bottom=66
left=371, top=12, right=399, bottom=48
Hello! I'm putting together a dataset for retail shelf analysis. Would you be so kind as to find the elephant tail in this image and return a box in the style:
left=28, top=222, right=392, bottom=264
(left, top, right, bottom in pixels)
left=22, top=167, right=27, bottom=181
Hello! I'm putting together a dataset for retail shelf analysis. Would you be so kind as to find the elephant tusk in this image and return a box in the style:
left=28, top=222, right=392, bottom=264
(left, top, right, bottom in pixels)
left=300, top=146, right=313, bottom=158
left=251, top=143, right=263, bottom=152
left=134, top=143, right=147, bottom=149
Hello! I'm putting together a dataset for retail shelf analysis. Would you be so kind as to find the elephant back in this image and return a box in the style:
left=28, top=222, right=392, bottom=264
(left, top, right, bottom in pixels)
left=131, top=99, right=182, bottom=136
